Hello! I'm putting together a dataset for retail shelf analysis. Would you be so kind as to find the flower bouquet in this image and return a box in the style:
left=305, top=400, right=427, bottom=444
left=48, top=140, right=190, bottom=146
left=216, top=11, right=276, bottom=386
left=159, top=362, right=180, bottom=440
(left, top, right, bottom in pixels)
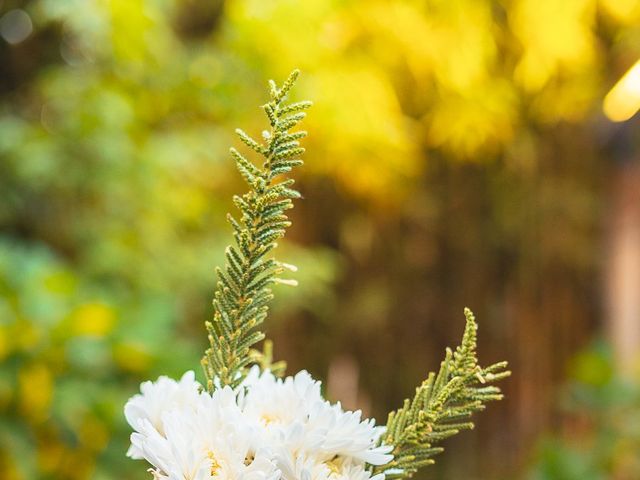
left=125, top=70, right=510, bottom=480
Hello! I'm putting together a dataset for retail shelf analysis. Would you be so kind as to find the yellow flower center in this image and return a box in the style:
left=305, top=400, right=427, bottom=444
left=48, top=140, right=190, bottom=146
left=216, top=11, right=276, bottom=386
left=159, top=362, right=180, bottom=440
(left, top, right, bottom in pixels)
left=207, top=451, right=221, bottom=476
left=325, top=456, right=344, bottom=475
left=260, top=413, right=278, bottom=425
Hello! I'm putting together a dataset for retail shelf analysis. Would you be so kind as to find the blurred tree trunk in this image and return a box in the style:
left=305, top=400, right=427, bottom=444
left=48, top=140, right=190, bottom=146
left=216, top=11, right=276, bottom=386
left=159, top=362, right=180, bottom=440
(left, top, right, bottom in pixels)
left=606, top=162, right=640, bottom=377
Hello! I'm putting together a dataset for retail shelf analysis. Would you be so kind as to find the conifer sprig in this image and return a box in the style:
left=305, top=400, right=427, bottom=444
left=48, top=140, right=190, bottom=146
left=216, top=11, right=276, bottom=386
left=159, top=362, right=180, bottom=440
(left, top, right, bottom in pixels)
left=202, top=70, right=311, bottom=391
left=374, top=308, right=510, bottom=479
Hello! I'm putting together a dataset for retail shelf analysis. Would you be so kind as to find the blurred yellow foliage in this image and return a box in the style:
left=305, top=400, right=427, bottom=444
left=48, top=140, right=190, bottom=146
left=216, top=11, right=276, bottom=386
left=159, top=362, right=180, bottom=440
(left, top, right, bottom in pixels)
left=513, top=0, right=596, bottom=92
left=0, top=328, right=7, bottom=361
left=71, top=303, right=116, bottom=337
left=309, top=67, right=420, bottom=202
left=16, top=321, right=40, bottom=353
left=43, top=271, right=76, bottom=295
left=79, top=415, right=110, bottom=452
left=600, top=0, right=640, bottom=23
left=107, top=0, right=166, bottom=65
left=427, top=83, right=517, bottom=157
left=38, top=442, right=66, bottom=475
left=18, top=364, right=53, bottom=423
left=113, top=342, right=154, bottom=373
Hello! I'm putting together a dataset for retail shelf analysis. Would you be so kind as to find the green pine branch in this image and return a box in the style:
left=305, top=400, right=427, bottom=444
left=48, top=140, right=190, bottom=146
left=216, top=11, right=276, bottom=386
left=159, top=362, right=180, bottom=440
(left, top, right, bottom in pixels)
left=374, top=308, right=510, bottom=479
left=201, top=70, right=311, bottom=391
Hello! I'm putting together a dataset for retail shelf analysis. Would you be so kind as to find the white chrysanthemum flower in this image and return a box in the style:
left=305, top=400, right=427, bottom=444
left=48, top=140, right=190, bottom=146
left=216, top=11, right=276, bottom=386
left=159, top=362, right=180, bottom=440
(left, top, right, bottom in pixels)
left=126, top=369, right=392, bottom=480
left=327, top=459, right=387, bottom=480
left=192, top=387, right=280, bottom=480
left=308, top=403, right=393, bottom=465
left=125, top=371, right=202, bottom=459
left=276, top=450, right=386, bottom=480
left=240, top=368, right=323, bottom=429
left=130, top=383, right=280, bottom=480
left=276, top=450, right=332, bottom=480
left=239, top=368, right=393, bottom=468
left=133, top=413, right=212, bottom=480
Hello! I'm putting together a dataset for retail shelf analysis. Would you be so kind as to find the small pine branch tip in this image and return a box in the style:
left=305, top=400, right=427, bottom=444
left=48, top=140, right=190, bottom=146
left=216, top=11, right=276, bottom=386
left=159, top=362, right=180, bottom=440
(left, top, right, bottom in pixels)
left=201, top=70, right=311, bottom=391
left=375, top=308, right=511, bottom=479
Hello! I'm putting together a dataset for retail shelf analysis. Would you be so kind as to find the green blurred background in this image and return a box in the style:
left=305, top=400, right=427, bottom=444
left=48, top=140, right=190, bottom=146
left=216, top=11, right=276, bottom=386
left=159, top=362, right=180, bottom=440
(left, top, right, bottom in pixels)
left=1, top=0, right=640, bottom=478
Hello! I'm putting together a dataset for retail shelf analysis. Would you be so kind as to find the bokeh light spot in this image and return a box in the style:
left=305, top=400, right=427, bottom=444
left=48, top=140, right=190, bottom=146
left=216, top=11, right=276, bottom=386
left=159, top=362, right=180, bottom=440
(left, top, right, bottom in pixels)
left=0, top=9, right=33, bottom=45
left=604, top=59, right=640, bottom=122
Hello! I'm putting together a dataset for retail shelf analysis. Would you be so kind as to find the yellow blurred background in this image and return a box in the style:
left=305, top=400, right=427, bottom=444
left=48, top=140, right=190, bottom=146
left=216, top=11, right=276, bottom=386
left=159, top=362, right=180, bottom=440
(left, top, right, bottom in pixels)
left=1, top=0, right=640, bottom=478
